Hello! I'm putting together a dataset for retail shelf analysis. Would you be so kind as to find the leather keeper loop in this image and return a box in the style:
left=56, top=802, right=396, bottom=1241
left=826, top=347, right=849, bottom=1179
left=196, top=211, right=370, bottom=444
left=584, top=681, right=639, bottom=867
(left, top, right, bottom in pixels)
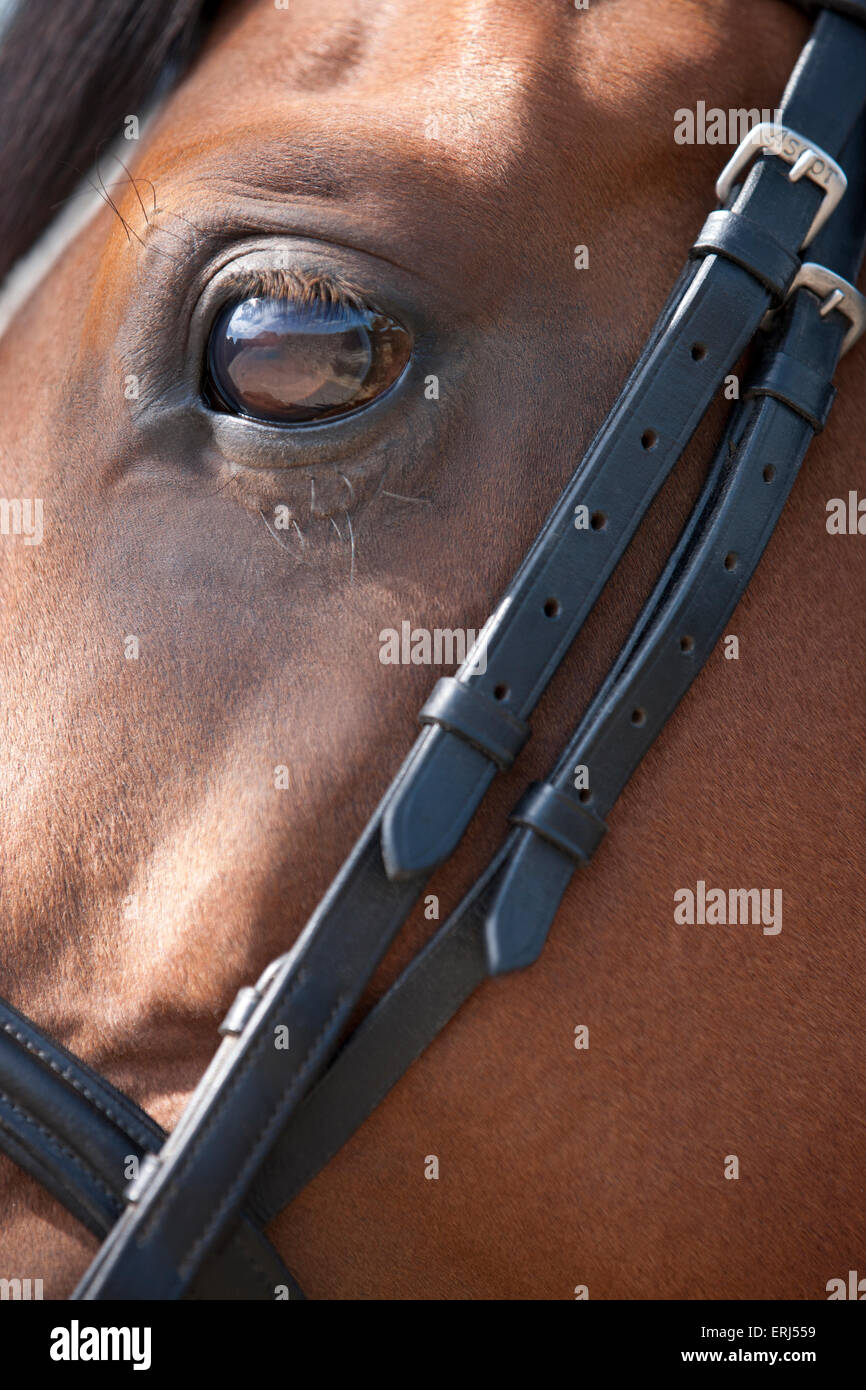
left=418, top=676, right=530, bottom=771
left=745, top=349, right=837, bottom=430
left=510, top=781, right=607, bottom=865
left=691, top=209, right=800, bottom=300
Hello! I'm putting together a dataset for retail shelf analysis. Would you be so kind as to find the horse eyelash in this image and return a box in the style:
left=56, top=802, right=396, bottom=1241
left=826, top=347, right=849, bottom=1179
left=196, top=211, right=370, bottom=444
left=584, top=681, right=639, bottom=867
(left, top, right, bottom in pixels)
left=222, top=266, right=372, bottom=315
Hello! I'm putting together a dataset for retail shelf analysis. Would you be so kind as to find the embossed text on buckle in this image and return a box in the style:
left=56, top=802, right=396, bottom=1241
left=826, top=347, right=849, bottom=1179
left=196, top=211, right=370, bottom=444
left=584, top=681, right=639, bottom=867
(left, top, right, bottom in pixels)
left=715, top=122, right=847, bottom=250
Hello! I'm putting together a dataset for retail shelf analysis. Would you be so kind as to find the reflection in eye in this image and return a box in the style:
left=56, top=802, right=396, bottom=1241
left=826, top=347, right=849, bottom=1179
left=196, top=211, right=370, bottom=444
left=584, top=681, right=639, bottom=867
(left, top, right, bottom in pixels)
left=204, top=271, right=412, bottom=426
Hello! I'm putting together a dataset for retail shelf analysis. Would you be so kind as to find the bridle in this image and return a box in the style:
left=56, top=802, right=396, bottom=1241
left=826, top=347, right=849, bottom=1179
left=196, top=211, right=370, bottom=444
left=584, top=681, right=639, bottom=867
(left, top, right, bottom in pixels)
left=2, top=0, right=866, bottom=1301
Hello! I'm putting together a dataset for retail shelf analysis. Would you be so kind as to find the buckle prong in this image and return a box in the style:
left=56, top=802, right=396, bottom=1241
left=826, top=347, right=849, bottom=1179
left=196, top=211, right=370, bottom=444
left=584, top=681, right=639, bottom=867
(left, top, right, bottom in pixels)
left=766, top=262, right=866, bottom=356
left=716, top=122, right=847, bottom=249
left=819, top=286, right=845, bottom=319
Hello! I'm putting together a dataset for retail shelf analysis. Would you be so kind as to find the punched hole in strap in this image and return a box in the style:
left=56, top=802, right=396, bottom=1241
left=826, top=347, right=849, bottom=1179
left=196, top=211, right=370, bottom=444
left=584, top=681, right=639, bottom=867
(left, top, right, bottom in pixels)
left=510, top=781, right=607, bottom=865
left=418, top=676, right=530, bottom=771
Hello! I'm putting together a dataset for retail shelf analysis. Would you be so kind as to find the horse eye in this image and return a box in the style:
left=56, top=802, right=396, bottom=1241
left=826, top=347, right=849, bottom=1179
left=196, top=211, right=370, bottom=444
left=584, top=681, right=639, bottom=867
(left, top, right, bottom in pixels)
left=204, top=292, right=412, bottom=426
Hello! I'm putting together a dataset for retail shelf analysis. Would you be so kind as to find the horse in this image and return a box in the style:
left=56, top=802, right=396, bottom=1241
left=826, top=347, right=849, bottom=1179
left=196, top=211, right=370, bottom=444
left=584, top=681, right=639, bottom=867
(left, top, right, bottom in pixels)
left=1, top=0, right=864, bottom=1300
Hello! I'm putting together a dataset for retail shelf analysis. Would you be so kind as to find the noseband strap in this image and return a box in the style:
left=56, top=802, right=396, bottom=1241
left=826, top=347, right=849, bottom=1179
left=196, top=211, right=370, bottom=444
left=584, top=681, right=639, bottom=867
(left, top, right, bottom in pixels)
left=0, top=998, right=304, bottom=1299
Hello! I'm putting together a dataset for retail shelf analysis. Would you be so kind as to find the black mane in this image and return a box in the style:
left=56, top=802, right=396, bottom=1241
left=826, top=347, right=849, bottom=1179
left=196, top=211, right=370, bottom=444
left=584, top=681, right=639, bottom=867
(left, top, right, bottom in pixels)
left=0, top=0, right=215, bottom=282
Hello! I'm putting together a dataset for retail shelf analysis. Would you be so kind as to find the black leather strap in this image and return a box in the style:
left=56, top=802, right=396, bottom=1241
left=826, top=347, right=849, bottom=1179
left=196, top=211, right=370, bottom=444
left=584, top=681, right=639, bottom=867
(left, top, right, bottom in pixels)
left=0, top=998, right=305, bottom=1299
left=251, top=855, right=499, bottom=1220
left=484, top=322, right=840, bottom=974
left=692, top=209, right=802, bottom=297
left=418, top=676, right=530, bottom=770
left=509, top=781, right=607, bottom=866
left=72, top=816, right=421, bottom=1299
left=255, top=352, right=837, bottom=1213
left=68, top=8, right=866, bottom=1301
left=380, top=6, right=866, bottom=882
left=0, top=998, right=161, bottom=1237
left=745, top=345, right=836, bottom=428
left=243, top=126, right=866, bottom=1221
left=789, top=0, right=866, bottom=18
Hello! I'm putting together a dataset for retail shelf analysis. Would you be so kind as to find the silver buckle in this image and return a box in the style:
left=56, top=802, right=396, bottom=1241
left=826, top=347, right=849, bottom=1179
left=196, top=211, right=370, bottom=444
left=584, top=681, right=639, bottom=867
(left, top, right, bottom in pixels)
left=716, top=122, right=847, bottom=249
left=783, top=263, right=866, bottom=356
